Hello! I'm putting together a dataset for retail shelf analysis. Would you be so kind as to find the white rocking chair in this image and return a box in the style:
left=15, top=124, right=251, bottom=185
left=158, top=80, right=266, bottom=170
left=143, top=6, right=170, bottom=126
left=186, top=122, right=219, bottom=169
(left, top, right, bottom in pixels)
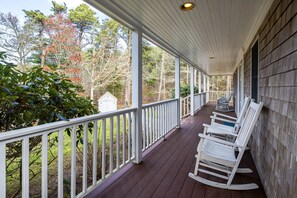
left=205, top=96, right=252, bottom=140
left=189, top=101, right=263, bottom=190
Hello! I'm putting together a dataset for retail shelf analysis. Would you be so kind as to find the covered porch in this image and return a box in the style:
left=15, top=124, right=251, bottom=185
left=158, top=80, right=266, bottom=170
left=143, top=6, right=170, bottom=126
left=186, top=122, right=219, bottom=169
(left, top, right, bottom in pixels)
left=87, top=104, right=266, bottom=198
left=0, top=0, right=296, bottom=197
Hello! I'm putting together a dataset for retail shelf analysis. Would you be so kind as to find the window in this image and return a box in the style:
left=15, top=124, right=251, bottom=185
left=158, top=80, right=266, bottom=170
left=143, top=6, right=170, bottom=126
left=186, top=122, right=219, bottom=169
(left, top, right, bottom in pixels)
left=251, top=40, right=259, bottom=102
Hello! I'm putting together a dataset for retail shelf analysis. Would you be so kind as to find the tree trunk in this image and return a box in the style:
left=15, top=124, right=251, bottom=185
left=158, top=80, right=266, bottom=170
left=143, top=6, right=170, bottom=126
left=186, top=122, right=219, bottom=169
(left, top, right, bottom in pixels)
left=39, top=29, right=46, bottom=68
left=18, top=52, right=24, bottom=72
left=90, top=85, right=95, bottom=102
left=124, top=31, right=132, bottom=107
left=125, top=75, right=131, bottom=107
left=90, top=29, right=96, bottom=104
left=79, top=29, right=83, bottom=47
left=158, top=51, right=165, bottom=101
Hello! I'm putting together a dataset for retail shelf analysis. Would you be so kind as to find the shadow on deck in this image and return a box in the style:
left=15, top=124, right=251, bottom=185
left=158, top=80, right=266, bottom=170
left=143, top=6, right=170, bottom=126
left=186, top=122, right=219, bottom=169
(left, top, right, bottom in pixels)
left=87, top=104, right=266, bottom=198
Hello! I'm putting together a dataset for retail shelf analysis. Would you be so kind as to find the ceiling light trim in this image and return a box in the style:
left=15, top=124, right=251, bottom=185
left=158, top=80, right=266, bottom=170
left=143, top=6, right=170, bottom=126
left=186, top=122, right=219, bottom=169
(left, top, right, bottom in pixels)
left=180, top=2, right=195, bottom=11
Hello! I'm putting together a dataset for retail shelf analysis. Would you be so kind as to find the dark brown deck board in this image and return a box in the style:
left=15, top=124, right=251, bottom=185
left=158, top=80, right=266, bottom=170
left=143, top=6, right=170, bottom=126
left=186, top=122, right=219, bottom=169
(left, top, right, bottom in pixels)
left=124, top=127, right=194, bottom=197
left=86, top=104, right=267, bottom=198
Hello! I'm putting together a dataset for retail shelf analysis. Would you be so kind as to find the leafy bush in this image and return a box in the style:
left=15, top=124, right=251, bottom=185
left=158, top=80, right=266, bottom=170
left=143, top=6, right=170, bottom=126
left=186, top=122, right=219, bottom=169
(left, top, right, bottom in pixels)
left=1, top=52, right=97, bottom=196
left=171, top=84, right=199, bottom=98
left=0, top=51, right=96, bottom=132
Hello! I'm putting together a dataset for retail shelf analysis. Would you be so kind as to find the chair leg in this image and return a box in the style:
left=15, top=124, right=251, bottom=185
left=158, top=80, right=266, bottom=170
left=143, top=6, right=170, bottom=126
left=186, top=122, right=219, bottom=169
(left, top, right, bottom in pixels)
left=194, top=140, right=203, bottom=175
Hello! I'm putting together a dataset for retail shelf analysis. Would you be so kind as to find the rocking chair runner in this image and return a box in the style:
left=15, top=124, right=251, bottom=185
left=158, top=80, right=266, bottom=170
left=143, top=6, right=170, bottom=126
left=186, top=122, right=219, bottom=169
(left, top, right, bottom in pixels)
left=188, top=101, right=263, bottom=190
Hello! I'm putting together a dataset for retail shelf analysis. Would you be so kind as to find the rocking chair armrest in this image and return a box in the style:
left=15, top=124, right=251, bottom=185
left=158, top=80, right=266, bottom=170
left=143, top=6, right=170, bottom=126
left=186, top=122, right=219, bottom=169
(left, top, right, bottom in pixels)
left=210, top=116, right=238, bottom=124
left=202, top=124, right=238, bottom=136
left=198, top=134, right=242, bottom=148
left=212, top=112, right=237, bottom=120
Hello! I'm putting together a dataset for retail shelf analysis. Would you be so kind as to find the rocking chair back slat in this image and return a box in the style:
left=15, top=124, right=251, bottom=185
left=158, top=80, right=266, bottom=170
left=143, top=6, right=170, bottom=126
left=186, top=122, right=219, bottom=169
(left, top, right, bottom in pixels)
left=233, top=96, right=251, bottom=132
left=237, top=97, right=251, bottom=126
left=236, top=102, right=262, bottom=150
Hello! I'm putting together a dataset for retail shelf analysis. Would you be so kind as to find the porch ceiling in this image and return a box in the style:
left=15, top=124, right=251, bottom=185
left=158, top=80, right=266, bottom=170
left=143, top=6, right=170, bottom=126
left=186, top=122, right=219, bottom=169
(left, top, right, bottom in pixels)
left=85, top=0, right=273, bottom=75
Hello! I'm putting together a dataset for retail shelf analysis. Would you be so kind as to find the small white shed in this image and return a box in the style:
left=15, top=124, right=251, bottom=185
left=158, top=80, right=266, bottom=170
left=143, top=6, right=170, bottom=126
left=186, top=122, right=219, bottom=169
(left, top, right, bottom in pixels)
left=98, top=92, right=118, bottom=113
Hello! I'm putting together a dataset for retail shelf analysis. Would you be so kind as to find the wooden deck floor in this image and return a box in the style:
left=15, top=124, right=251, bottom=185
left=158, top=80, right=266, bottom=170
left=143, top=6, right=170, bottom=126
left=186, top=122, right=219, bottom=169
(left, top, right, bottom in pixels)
left=87, top=104, right=266, bottom=198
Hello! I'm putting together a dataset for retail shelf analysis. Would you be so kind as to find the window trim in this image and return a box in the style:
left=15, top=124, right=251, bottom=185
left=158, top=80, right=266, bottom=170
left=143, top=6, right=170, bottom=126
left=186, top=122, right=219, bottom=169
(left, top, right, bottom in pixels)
left=250, top=37, right=259, bottom=102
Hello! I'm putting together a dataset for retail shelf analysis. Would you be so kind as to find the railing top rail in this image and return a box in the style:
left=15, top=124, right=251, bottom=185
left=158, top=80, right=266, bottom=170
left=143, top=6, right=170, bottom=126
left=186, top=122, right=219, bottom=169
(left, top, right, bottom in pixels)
left=181, top=95, right=191, bottom=100
left=180, top=92, right=208, bottom=99
left=0, top=107, right=137, bottom=142
left=142, top=98, right=178, bottom=109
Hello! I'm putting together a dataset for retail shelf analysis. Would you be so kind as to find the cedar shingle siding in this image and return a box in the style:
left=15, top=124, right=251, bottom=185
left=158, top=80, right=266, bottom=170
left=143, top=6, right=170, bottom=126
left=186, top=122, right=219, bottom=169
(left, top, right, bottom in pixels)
left=242, top=0, right=297, bottom=197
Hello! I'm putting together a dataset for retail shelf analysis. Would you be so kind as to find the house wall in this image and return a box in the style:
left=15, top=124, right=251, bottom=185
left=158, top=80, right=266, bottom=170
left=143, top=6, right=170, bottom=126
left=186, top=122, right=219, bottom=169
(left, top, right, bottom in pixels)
left=241, top=0, right=297, bottom=197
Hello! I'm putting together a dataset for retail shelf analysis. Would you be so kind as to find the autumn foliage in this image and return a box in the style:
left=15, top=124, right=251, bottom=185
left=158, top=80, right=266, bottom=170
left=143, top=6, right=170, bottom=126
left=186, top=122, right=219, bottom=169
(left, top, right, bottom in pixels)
left=44, top=13, right=82, bottom=83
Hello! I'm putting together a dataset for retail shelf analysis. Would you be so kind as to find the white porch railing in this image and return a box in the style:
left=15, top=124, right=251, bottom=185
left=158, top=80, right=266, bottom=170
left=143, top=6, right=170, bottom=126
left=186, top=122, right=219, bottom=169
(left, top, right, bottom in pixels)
left=181, top=95, right=191, bottom=118
left=181, top=92, right=207, bottom=118
left=193, top=92, right=207, bottom=113
left=0, top=99, right=180, bottom=197
left=0, top=108, right=137, bottom=198
left=142, top=99, right=178, bottom=151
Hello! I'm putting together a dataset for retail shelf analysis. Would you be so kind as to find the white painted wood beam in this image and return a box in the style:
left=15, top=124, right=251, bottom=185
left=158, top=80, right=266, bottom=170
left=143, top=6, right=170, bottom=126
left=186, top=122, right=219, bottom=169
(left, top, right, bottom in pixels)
left=132, top=30, right=143, bottom=164
left=190, top=65, right=195, bottom=116
left=198, top=71, right=202, bottom=93
left=203, top=74, right=206, bottom=92
left=175, top=57, right=181, bottom=128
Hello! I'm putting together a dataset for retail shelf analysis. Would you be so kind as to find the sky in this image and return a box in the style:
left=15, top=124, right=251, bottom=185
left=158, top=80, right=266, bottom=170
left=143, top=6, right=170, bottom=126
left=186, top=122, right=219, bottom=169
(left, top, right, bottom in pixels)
left=0, top=0, right=152, bottom=49
left=0, top=0, right=108, bottom=23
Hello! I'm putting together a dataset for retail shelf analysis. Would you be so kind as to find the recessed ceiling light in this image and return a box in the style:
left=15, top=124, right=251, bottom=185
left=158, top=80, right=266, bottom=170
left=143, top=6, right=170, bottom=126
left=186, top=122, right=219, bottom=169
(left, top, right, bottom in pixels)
left=209, top=56, right=215, bottom=59
left=180, top=2, right=195, bottom=11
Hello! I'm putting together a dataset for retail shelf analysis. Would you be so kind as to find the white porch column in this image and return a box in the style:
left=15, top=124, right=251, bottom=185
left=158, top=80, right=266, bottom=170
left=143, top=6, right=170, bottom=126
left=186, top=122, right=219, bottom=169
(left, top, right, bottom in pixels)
left=198, top=71, right=202, bottom=93
left=190, top=65, right=194, bottom=116
left=203, top=74, right=207, bottom=92
left=132, top=30, right=142, bottom=164
left=175, top=57, right=181, bottom=128
left=207, top=76, right=210, bottom=91
left=194, top=69, right=197, bottom=86
left=207, top=76, right=210, bottom=102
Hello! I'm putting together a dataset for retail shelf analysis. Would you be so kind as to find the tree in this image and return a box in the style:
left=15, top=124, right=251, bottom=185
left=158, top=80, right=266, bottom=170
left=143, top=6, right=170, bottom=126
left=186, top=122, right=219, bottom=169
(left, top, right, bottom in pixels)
left=142, top=41, right=177, bottom=103
left=23, top=10, right=47, bottom=67
left=103, top=20, right=133, bottom=107
left=23, top=1, right=67, bottom=68
left=210, top=76, right=230, bottom=91
left=50, top=1, right=67, bottom=15
left=69, top=4, right=97, bottom=46
left=0, top=12, right=33, bottom=70
left=44, top=13, right=82, bottom=83
left=142, top=42, right=162, bottom=102
left=83, top=19, right=127, bottom=102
